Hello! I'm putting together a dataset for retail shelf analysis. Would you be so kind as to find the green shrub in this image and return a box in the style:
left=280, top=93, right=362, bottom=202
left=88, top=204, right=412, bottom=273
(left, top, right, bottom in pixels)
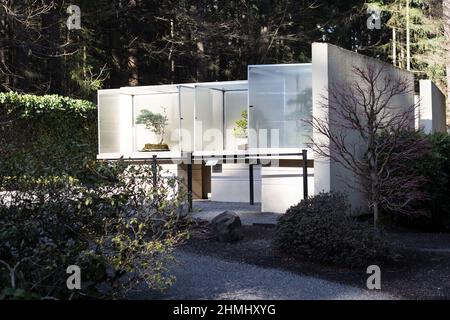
left=0, top=92, right=97, bottom=180
left=426, top=132, right=450, bottom=229
left=274, top=192, right=392, bottom=268
left=377, top=131, right=450, bottom=231
left=0, top=161, right=190, bottom=299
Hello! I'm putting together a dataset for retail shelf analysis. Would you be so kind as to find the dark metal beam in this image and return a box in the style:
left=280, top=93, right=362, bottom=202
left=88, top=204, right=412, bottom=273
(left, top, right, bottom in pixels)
left=249, top=164, right=254, bottom=205
left=187, top=152, right=193, bottom=211
left=302, top=149, right=308, bottom=199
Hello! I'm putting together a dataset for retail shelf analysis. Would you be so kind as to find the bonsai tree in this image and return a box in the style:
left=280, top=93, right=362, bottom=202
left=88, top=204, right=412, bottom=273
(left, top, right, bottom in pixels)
left=136, top=108, right=168, bottom=145
left=232, top=110, right=248, bottom=139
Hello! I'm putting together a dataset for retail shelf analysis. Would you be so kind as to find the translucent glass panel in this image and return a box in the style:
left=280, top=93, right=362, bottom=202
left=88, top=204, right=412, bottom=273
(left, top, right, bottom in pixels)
left=248, top=64, right=312, bottom=148
left=98, top=91, right=132, bottom=154
left=224, top=91, right=248, bottom=150
left=194, top=87, right=224, bottom=151
left=133, top=93, right=180, bottom=152
left=179, top=86, right=195, bottom=151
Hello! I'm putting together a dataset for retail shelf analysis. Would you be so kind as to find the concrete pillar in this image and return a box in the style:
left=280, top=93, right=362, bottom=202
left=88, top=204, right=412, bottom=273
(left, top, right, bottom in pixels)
left=418, top=80, right=447, bottom=133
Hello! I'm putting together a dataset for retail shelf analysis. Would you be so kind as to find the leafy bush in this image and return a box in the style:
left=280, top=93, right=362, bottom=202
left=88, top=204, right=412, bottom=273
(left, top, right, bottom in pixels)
left=0, top=161, right=190, bottom=299
left=232, top=110, right=248, bottom=138
left=0, top=92, right=97, bottom=180
left=274, top=192, right=392, bottom=268
left=426, top=132, right=450, bottom=229
left=377, top=131, right=450, bottom=231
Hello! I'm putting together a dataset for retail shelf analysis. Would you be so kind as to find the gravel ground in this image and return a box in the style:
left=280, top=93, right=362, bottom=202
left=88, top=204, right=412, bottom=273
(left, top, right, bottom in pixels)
left=137, top=250, right=396, bottom=300
left=192, top=200, right=281, bottom=225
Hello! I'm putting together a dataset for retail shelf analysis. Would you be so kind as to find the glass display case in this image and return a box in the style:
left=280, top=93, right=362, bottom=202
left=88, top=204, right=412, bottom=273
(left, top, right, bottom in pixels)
left=97, top=65, right=313, bottom=159
left=97, top=81, right=248, bottom=158
left=194, top=81, right=248, bottom=152
left=248, top=64, right=312, bottom=149
left=133, top=93, right=179, bottom=152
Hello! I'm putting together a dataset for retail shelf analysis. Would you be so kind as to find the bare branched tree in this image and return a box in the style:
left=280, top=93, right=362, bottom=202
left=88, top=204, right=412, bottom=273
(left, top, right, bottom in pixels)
left=0, top=0, right=58, bottom=91
left=308, top=62, right=428, bottom=231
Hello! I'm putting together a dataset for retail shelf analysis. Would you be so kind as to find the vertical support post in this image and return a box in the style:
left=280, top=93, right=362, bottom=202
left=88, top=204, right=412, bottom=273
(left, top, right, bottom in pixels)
left=151, top=155, right=157, bottom=188
left=302, top=149, right=308, bottom=199
left=249, top=163, right=254, bottom=205
left=187, top=152, right=193, bottom=212
left=222, top=90, right=226, bottom=149
left=131, top=95, right=135, bottom=153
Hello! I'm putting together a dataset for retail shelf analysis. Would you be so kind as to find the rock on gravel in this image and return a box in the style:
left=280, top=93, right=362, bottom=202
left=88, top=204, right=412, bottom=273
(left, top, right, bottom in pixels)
left=210, top=211, right=243, bottom=242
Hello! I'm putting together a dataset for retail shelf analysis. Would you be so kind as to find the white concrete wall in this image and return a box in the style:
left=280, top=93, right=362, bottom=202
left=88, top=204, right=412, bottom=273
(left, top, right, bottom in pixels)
left=261, top=167, right=314, bottom=213
left=211, top=164, right=261, bottom=203
left=312, top=43, right=415, bottom=212
left=418, top=80, right=447, bottom=133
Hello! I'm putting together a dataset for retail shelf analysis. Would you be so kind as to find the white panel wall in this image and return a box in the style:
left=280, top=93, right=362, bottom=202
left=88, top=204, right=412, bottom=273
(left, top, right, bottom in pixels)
left=179, top=86, right=195, bottom=151
left=211, top=164, right=261, bottom=203
left=261, top=167, right=314, bottom=213
left=98, top=90, right=132, bottom=154
left=195, top=87, right=224, bottom=151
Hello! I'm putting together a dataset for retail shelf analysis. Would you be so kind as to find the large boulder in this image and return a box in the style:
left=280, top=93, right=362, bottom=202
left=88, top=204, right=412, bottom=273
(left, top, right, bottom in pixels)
left=210, top=211, right=243, bottom=242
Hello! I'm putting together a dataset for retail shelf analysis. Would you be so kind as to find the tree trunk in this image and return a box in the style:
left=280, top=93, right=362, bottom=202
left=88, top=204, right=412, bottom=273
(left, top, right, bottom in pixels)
left=373, top=201, right=380, bottom=233
left=169, top=18, right=175, bottom=84
left=0, top=4, right=9, bottom=89
left=406, top=0, right=411, bottom=71
left=443, top=0, right=450, bottom=126
left=127, top=47, right=139, bottom=86
left=42, top=4, right=62, bottom=94
left=370, top=167, right=380, bottom=233
left=196, top=40, right=207, bottom=82
left=392, top=28, right=397, bottom=66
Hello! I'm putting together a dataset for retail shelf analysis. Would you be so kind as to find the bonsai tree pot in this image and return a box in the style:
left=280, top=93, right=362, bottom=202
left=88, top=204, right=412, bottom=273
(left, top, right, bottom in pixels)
left=236, top=137, right=248, bottom=150
left=141, top=143, right=170, bottom=152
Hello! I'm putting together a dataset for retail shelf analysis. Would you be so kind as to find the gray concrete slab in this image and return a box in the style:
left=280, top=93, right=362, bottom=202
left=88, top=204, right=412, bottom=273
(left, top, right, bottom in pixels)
left=191, top=200, right=282, bottom=225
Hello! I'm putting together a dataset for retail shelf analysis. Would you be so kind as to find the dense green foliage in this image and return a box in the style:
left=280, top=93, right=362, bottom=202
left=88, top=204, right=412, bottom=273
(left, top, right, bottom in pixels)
left=274, top=192, right=393, bottom=268
left=0, top=92, right=97, bottom=180
left=1, top=1, right=449, bottom=114
left=378, top=131, right=450, bottom=231
left=0, top=1, right=379, bottom=99
left=0, top=161, right=190, bottom=299
left=0, top=93, right=191, bottom=299
left=367, top=0, right=446, bottom=89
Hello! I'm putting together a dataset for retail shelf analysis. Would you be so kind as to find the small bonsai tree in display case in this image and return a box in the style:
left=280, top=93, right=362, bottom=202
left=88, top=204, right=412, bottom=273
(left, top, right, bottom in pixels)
left=136, top=107, right=170, bottom=151
left=232, top=110, right=248, bottom=150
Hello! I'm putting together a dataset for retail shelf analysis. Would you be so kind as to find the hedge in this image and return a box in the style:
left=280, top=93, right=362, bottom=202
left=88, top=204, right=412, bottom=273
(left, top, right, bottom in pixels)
left=0, top=92, right=97, bottom=180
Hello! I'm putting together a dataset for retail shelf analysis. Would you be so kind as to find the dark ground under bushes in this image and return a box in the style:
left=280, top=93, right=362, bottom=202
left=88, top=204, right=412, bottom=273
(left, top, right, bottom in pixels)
left=182, top=221, right=450, bottom=300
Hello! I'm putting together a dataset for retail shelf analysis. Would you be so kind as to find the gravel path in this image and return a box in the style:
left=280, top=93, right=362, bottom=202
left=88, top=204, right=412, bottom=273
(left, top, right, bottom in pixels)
left=139, top=250, right=397, bottom=300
